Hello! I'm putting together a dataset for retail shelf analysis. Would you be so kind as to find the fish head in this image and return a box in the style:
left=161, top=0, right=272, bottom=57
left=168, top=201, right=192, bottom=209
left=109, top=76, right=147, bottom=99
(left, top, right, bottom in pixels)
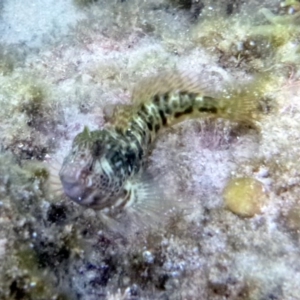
left=59, top=127, right=124, bottom=209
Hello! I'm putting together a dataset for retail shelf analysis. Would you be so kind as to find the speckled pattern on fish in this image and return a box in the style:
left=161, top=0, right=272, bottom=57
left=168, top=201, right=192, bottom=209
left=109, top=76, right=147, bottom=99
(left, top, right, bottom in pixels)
left=58, top=73, right=261, bottom=226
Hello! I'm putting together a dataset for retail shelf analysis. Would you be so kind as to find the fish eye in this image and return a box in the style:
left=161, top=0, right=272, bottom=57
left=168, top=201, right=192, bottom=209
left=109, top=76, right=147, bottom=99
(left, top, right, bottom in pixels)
left=93, top=196, right=100, bottom=203
left=93, top=140, right=103, bottom=157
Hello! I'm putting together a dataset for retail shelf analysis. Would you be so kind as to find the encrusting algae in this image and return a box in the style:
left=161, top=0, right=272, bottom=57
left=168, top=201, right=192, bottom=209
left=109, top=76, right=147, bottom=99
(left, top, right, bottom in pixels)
left=53, top=72, right=264, bottom=229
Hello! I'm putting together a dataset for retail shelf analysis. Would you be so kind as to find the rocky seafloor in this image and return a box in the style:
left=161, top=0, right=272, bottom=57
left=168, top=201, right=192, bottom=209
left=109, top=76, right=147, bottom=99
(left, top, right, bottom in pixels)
left=0, top=0, right=300, bottom=299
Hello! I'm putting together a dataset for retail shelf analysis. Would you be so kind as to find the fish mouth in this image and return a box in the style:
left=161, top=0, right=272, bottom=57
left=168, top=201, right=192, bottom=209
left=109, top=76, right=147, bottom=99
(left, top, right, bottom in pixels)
left=59, top=173, right=87, bottom=203
left=59, top=173, right=102, bottom=207
left=59, top=171, right=111, bottom=208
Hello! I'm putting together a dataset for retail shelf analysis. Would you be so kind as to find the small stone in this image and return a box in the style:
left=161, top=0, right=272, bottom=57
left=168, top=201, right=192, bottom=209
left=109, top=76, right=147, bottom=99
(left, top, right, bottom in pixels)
left=142, top=250, right=154, bottom=264
left=223, top=178, right=267, bottom=217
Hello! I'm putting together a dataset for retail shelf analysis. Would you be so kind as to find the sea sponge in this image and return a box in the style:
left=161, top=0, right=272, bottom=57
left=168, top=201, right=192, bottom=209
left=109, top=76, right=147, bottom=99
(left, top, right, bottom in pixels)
left=223, top=177, right=267, bottom=217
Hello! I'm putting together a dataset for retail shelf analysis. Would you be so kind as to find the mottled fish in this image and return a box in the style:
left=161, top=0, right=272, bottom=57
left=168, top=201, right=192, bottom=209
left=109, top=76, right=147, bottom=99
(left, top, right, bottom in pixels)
left=58, top=73, right=260, bottom=227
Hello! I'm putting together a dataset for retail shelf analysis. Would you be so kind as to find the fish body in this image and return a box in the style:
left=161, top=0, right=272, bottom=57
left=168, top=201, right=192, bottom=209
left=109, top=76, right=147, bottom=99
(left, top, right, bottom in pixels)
left=59, top=73, right=260, bottom=223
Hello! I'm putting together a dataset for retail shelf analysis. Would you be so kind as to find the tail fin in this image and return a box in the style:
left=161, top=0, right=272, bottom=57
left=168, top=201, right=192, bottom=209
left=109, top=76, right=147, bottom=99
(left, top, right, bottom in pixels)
left=215, top=75, right=273, bottom=124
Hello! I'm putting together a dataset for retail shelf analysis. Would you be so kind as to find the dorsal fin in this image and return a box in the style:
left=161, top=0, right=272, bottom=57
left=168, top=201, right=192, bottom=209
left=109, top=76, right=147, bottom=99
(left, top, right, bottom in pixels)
left=131, top=71, right=209, bottom=104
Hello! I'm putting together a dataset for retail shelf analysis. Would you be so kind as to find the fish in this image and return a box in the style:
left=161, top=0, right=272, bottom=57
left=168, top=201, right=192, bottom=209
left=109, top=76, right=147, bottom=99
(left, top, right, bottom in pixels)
left=57, top=72, right=261, bottom=229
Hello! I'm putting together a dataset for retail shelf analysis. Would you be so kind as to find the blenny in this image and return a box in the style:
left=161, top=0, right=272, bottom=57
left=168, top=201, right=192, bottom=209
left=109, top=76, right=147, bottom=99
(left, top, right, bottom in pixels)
left=58, top=73, right=260, bottom=226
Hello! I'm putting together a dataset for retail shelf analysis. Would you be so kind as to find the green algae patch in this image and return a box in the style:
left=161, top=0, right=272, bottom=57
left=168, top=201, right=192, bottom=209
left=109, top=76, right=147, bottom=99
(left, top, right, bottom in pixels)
left=19, top=84, right=46, bottom=119
left=4, top=245, right=71, bottom=300
left=0, top=50, right=14, bottom=75
left=223, top=178, right=267, bottom=218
